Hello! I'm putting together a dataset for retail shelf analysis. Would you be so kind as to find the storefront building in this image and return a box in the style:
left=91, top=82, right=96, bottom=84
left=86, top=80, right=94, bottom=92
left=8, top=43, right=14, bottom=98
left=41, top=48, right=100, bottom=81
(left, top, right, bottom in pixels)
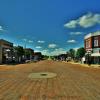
left=84, top=31, right=100, bottom=64
left=24, top=48, right=34, bottom=60
left=0, top=39, right=13, bottom=64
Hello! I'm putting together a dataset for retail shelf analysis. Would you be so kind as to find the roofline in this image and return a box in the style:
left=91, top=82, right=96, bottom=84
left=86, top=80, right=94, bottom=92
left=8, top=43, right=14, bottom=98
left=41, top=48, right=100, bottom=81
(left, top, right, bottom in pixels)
left=84, top=31, right=100, bottom=39
left=0, top=39, right=13, bottom=45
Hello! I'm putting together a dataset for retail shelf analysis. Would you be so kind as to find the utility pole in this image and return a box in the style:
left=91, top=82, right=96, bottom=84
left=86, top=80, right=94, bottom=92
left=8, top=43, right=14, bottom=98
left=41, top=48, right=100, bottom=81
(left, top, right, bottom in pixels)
left=24, top=39, right=27, bottom=61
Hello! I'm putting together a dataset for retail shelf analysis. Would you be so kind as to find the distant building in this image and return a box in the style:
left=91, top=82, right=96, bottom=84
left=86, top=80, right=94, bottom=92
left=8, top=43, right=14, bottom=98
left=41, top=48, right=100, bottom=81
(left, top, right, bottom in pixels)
left=33, top=52, right=42, bottom=61
left=0, top=39, right=13, bottom=64
left=57, top=54, right=67, bottom=61
left=24, top=48, right=34, bottom=60
left=84, top=31, right=100, bottom=64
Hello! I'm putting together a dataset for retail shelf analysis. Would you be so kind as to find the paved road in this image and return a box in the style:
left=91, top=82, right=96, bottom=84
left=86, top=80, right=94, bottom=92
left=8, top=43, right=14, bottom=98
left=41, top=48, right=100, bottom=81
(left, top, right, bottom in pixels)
left=0, top=60, right=100, bottom=100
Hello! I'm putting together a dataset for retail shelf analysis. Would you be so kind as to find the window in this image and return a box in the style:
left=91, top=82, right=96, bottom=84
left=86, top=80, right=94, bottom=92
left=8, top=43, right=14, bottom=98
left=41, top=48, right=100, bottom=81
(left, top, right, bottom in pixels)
left=94, top=39, right=98, bottom=47
left=86, top=40, right=90, bottom=48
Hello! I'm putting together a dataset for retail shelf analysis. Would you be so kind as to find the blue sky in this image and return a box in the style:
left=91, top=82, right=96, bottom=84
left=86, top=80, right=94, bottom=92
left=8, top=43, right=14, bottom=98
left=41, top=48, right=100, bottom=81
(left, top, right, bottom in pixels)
left=0, top=0, right=100, bottom=55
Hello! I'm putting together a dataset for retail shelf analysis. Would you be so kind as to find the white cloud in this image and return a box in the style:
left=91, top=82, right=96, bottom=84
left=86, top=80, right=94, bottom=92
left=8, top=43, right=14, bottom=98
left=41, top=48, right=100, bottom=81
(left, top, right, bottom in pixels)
left=64, top=12, right=100, bottom=28
left=70, top=32, right=82, bottom=35
left=42, top=49, right=48, bottom=55
left=67, top=40, right=76, bottom=43
left=28, top=40, right=33, bottom=43
left=41, top=48, right=66, bottom=56
left=64, top=20, right=78, bottom=28
left=50, top=48, right=66, bottom=56
left=23, top=38, right=27, bottom=41
left=38, top=40, right=45, bottom=43
left=79, top=12, right=100, bottom=28
left=42, top=50, right=48, bottom=52
left=22, top=39, right=33, bottom=43
left=73, top=47, right=79, bottom=51
left=48, top=44, right=57, bottom=48
left=36, top=46, right=42, bottom=49
left=13, top=44, right=18, bottom=46
left=0, top=26, right=3, bottom=30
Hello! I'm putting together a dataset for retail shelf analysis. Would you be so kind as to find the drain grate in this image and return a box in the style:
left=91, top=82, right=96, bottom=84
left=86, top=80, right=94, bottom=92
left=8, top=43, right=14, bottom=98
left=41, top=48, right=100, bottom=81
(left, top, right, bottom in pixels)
left=28, top=72, right=57, bottom=79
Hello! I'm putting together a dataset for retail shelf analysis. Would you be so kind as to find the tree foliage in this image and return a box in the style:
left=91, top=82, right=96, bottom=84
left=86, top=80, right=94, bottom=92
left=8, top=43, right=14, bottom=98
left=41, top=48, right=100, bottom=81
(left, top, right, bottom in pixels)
left=68, top=49, right=75, bottom=59
left=76, top=47, right=85, bottom=58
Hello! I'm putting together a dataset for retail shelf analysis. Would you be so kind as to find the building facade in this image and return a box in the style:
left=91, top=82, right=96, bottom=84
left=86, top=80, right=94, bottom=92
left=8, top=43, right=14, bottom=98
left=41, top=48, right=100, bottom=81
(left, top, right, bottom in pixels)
left=24, top=48, right=34, bottom=60
left=0, top=39, right=13, bottom=64
left=33, top=52, right=42, bottom=61
left=84, top=31, right=100, bottom=64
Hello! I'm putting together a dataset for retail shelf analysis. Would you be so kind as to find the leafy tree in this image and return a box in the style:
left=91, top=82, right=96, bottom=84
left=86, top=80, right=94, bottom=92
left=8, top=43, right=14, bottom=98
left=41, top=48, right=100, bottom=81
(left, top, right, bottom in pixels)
left=68, top=49, right=75, bottom=59
left=43, top=55, right=49, bottom=59
left=76, top=47, right=85, bottom=58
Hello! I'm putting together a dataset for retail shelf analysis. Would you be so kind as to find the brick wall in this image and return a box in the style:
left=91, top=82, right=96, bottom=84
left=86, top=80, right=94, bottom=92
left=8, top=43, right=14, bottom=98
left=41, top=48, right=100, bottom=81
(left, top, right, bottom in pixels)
left=84, top=37, right=92, bottom=50
left=85, top=35, right=100, bottom=50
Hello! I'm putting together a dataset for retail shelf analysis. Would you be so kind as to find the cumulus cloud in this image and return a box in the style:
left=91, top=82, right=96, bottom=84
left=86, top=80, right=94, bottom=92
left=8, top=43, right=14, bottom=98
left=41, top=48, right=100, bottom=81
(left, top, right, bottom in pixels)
left=50, top=48, right=66, bottom=56
left=41, top=48, right=66, bottom=56
left=48, top=44, right=57, bottom=48
left=64, top=20, right=78, bottom=28
left=0, top=26, right=7, bottom=32
left=38, top=40, right=45, bottom=43
left=42, top=50, right=48, bottom=52
left=70, top=32, right=82, bottom=35
left=73, top=47, right=79, bottom=51
left=42, top=49, right=48, bottom=55
left=13, top=44, right=18, bottom=46
left=22, top=39, right=33, bottom=43
left=0, top=26, right=3, bottom=31
left=79, top=12, right=100, bottom=28
left=28, top=40, right=33, bottom=43
left=67, top=40, right=76, bottom=43
left=64, top=12, right=100, bottom=28
left=23, top=38, right=27, bottom=41
left=36, top=46, right=42, bottom=49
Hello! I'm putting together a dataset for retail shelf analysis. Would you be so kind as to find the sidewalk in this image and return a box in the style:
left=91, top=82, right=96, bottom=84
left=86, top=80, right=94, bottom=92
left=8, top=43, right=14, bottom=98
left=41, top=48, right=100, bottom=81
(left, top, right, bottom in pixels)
left=65, top=61, right=100, bottom=69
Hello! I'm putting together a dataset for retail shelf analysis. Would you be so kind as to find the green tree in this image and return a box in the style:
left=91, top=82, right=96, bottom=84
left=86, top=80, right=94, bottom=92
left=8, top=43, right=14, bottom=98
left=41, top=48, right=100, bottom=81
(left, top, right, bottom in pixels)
left=76, top=47, right=85, bottom=59
left=68, top=49, right=75, bottom=59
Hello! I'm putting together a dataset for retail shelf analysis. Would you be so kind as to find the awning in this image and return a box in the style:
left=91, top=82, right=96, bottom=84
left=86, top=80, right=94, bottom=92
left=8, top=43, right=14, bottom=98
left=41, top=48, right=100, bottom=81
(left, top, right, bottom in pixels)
left=91, top=53, right=100, bottom=57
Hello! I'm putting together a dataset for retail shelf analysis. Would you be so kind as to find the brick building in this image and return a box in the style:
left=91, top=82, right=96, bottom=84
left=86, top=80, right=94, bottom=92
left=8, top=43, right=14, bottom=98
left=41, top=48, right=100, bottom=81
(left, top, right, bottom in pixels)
left=84, top=31, right=100, bottom=64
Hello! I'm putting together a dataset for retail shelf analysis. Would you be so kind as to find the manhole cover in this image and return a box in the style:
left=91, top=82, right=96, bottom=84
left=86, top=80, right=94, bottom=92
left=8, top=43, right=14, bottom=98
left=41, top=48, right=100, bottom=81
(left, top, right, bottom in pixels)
left=28, top=72, right=57, bottom=79
left=40, top=73, right=47, bottom=76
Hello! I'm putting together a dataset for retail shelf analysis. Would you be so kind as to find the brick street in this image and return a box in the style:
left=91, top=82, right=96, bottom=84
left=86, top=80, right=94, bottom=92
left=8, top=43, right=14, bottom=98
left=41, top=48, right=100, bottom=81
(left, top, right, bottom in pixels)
left=0, top=60, right=100, bottom=100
